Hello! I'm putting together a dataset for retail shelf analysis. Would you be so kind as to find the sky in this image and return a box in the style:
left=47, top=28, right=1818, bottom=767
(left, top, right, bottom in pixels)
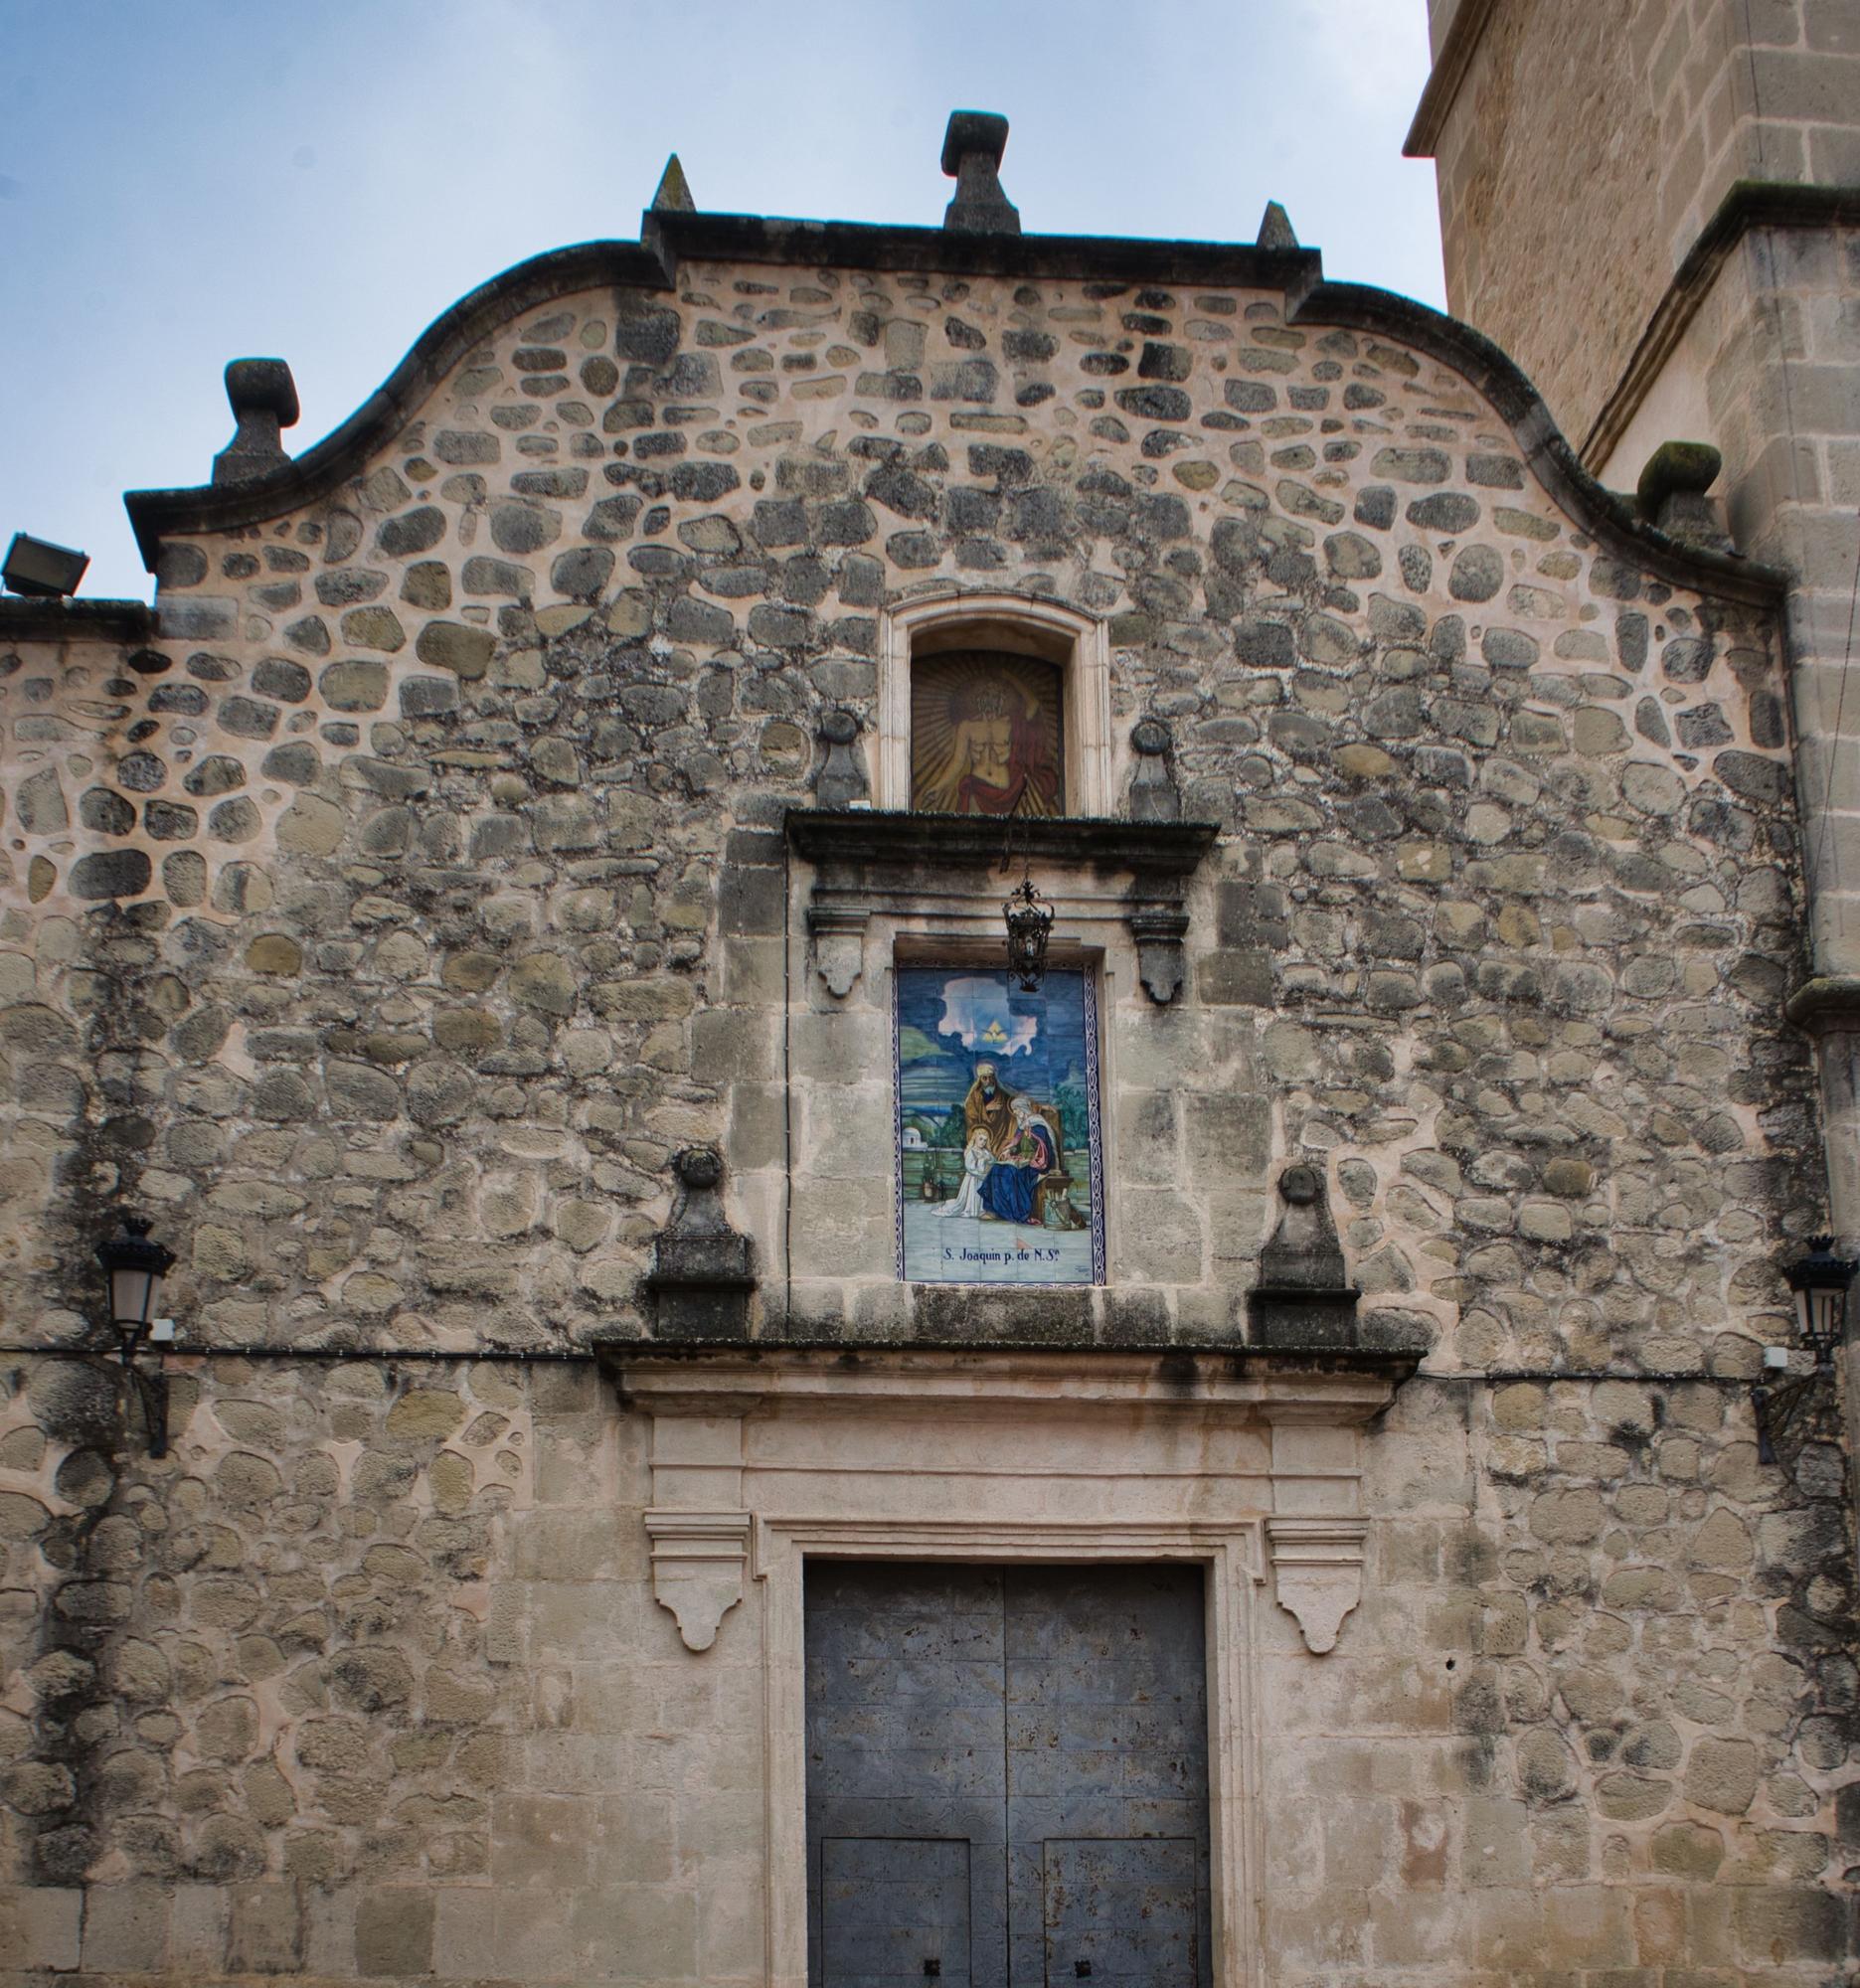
left=0, top=0, right=1445, bottom=603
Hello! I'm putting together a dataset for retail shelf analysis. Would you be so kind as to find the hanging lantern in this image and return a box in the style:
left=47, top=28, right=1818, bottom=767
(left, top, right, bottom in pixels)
left=1003, top=869, right=1054, bottom=992
left=1784, top=1236, right=1855, bottom=1368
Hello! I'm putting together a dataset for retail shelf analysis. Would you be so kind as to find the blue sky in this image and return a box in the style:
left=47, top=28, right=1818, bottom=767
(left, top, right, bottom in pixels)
left=1, top=1, right=1444, bottom=601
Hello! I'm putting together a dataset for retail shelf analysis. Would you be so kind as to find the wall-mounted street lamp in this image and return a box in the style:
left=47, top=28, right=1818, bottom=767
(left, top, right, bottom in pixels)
left=1754, top=1237, right=1855, bottom=1465
left=97, top=1215, right=176, bottom=1456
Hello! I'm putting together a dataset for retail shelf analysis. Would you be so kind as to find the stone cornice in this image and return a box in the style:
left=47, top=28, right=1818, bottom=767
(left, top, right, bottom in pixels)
left=121, top=241, right=671, bottom=571
left=1581, top=179, right=1860, bottom=474
left=1293, top=278, right=1787, bottom=610
left=0, top=597, right=155, bottom=644
left=783, top=807, right=1218, bottom=876
left=1403, top=0, right=1501, bottom=159
left=118, top=208, right=1788, bottom=614
left=606, top=1342, right=1416, bottom=1420
left=641, top=206, right=1320, bottom=290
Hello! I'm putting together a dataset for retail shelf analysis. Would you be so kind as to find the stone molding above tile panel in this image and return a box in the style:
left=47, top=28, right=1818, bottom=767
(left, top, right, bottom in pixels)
left=785, top=809, right=1217, bottom=1005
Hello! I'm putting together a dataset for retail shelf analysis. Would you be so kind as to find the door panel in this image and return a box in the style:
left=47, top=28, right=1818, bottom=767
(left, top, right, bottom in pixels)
left=822, top=1837, right=971, bottom=1988
left=1004, top=1567, right=1209, bottom=1987
left=806, top=1566, right=1009, bottom=1988
left=804, top=1562, right=1209, bottom=1988
left=1041, top=1838, right=1197, bottom=1987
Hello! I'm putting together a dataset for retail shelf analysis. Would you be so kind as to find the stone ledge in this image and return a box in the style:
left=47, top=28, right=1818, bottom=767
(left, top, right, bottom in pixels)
left=0, top=596, right=155, bottom=643
left=1580, top=179, right=1860, bottom=472
left=1402, top=0, right=1501, bottom=159
left=784, top=807, right=1218, bottom=876
left=605, top=1340, right=1419, bottom=1417
left=787, top=808, right=1218, bottom=1003
left=1784, top=975, right=1860, bottom=1031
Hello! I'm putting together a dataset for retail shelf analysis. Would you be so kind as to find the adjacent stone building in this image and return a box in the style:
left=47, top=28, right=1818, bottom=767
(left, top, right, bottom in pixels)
left=0, top=100, right=1855, bottom=1985
left=1407, top=0, right=1860, bottom=1475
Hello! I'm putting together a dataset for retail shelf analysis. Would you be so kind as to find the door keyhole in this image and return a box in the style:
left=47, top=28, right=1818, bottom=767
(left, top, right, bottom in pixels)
left=1076, top=1964, right=1092, bottom=1979
left=923, top=1961, right=939, bottom=1978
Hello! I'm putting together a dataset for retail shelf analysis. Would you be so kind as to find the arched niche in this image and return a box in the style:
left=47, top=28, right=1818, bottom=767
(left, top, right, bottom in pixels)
left=876, top=590, right=1112, bottom=817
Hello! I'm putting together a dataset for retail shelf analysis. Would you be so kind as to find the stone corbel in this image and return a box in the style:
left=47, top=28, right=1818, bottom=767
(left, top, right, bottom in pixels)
left=644, top=1510, right=753, bottom=1652
left=806, top=903, right=868, bottom=1000
left=1266, top=1516, right=1367, bottom=1655
left=1127, top=906, right=1190, bottom=1004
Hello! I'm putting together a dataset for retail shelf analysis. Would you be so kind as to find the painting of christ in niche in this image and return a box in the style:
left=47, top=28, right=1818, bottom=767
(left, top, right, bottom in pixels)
left=910, top=649, right=1064, bottom=817
left=895, top=965, right=1103, bottom=1285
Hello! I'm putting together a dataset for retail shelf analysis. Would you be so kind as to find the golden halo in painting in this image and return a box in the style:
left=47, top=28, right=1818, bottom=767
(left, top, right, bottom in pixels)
left=911, top=649, right=1064, bottom=817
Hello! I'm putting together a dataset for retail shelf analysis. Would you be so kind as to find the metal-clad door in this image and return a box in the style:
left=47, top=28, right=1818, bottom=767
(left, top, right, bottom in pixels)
left=805, top=1563, right=1210, bottom=1988
left=806, top=1565, right=1010, bottom=1988
left=1005, top=1567, right=1209, bottom=1987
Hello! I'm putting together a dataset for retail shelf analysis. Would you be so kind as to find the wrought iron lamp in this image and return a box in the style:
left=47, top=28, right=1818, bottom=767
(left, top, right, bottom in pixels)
left=1002, top=866, right=1054, bottom=992
left=97, top=1215, right=176, bottom=1456
left=1754, top=1236, right=1854, bottom=1465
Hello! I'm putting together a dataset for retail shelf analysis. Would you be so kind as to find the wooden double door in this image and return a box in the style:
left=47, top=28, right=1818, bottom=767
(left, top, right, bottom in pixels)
left=804, top=1562, right=1212, bottom=1988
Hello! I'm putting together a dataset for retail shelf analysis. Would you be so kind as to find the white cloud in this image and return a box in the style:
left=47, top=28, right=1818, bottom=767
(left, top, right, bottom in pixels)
left=936, top=978, right=1040, bottom=1060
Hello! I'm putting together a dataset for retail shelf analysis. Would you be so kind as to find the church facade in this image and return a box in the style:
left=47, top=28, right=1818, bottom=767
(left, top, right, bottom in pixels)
left=0, top=97, right=1854, bottom=1986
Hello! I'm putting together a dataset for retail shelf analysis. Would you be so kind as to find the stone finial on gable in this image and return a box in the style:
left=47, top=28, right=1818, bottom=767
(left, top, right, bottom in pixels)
left=941, top=110, right=1021, bottom=236
left=1636, top=440, right=1730, bottom=552
left=212, top=359, right=299, bottom=487
left=1257, top=201, right=1299, bottom=250
left=651, top=153, right=696, bottom=214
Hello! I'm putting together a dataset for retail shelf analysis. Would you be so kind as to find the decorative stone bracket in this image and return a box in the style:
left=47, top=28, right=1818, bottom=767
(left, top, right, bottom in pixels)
left=785, top=809, right=1217, bottom=1005
left=644, top=1510, right=753, bottom=1652
left=1266, top=1516, right=1368, bottom=1655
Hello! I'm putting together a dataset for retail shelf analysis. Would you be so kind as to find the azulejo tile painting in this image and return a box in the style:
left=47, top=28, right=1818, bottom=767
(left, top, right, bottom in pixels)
left=895, top=965, right=1104, bottom=1285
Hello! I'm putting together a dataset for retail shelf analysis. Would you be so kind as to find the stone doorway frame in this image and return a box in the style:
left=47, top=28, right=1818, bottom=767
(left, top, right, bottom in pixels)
left=615, top=1346, right=1410, bottom=1988
left=761, top=1514, right=1263, bottom=1988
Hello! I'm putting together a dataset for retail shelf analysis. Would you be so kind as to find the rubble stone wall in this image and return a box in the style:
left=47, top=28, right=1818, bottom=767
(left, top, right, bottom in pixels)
left=0, top=249, right=1853, bottom=1980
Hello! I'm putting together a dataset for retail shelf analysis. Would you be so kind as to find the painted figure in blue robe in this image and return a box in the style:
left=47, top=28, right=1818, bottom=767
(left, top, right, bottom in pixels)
left=980, top=1094, right=1055, bottom=1224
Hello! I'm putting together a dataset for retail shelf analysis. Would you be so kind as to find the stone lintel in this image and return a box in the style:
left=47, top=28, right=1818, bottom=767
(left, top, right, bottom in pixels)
left=617, top=1345, right=1396, bottom=1661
